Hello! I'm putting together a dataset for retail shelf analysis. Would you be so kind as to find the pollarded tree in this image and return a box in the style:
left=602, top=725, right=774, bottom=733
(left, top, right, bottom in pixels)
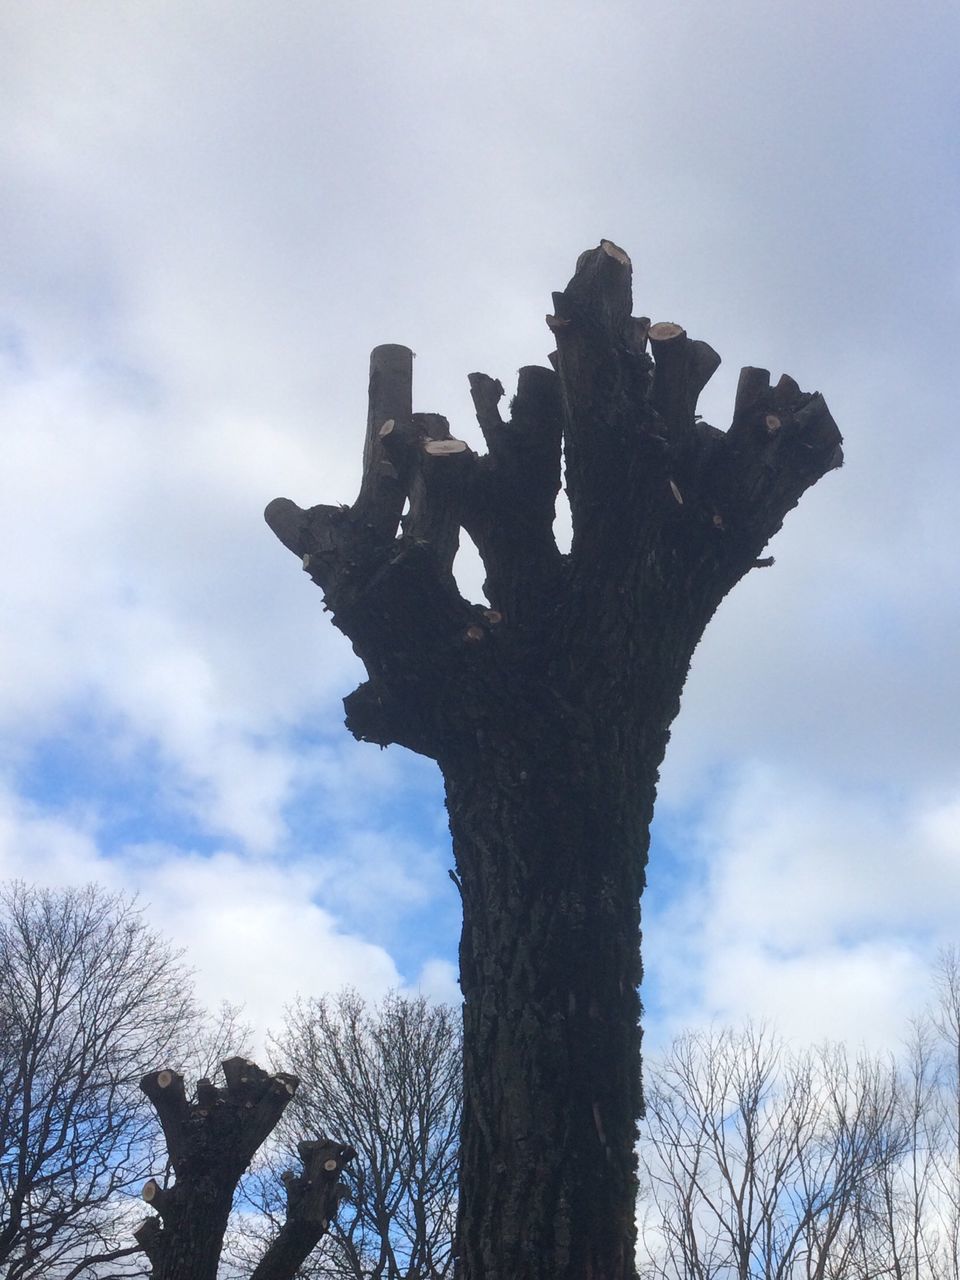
left=135, top=1057, right=355, bottom=1280
left=265, top=241, right=842, bottom=1280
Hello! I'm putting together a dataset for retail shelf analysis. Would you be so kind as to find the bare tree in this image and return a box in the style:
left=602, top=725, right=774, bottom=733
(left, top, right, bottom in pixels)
left=0, top=881, right=197, bottom=1279
left=863, top=948, right=960, bottom=1280
left=239, top=990, right=460, bottom=1280
left=845, top=1018, right=941, bottom=1280
left=928, top=947, right=960, bottom=1279
left=637, top=1025, right=902, bottom=1280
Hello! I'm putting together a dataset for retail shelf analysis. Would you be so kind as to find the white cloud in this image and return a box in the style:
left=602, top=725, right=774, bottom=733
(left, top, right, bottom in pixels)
left=646, top=765, right=960, bottom=1050
left=0, top=784, right=118, bottom=889
left=0, top=345, right=366, bottom=847
left=122, top=844, right=404, bottom=1050
left=0, top=781, right=456, bottom=1052
left=0, top=0, right=957, bottom=1060
left=700, top=939, right=930, bottom=1051
left=408, top=958, right=461, bottom=1008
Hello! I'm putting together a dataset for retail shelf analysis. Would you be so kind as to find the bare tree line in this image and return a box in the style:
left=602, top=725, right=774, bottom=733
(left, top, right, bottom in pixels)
left=637, top=1027, right=899, bottom=1278
left=8, top=876, right=960, bottom=1279
left=0, top=879, right=197, bottom=1279
left=232, top=990, right=460, bottom=1280
left=0, top=881, right=251, bottom=1279
left=637, top=951, right=960, bottom=1280
left=0, top=881, right=459, bottom=1280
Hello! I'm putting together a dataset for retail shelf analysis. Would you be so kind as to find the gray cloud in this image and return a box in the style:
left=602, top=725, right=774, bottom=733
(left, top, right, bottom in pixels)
left=1, top=0, right=956, bottom=1044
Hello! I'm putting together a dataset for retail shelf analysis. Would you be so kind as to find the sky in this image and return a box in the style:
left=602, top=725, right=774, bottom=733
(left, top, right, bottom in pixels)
left=1, top=0, right=958, bottom=1060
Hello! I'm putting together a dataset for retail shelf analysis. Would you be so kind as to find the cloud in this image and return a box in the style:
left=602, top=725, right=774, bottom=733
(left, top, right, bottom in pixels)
left=645, top=764, right=960, bottom=1050
left=0, top=336, right=368, bottom=848
left=699, top=940, right=931, bottom=1051
left=0, top=782, right=116, bottom=889
left=121, top=844, right=404, bottom=1045
left=0, top=0, right=957, bottom=1060
left=0, top=779, right=457, bottom=1050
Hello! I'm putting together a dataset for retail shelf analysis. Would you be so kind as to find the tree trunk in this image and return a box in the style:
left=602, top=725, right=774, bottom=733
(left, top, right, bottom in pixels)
left=446, top=737, right=651, bottom=1276
left=264, top=240, right=843, bottom=1280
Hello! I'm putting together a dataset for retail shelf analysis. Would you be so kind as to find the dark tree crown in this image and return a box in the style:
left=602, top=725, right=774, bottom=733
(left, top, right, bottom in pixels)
left=266, top=240, right=841, bottom=760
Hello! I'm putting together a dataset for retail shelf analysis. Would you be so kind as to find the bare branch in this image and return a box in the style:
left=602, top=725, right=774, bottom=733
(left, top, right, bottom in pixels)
left=0, top=882, right=200, bottom=1280
left=253, top=990, right=461, bottom=1280
left=248, top=1140, right=356, bottom=1280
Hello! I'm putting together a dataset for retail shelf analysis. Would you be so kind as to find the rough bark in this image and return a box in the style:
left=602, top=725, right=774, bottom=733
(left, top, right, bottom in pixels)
left=264, top=240, right=843, bottom=1280
left=249, top=1140, right=357, bottom=1280
left=135, top=1059, right=353, bottom=1280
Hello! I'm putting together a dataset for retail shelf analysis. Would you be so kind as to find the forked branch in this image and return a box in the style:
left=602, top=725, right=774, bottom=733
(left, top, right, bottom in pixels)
left=136, top=1059, right=353, bottom=1280
left=265, top=241, right=842, bottom=755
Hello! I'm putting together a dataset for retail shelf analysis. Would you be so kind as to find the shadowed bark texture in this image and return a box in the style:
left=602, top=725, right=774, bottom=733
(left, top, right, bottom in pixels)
left=135, top=1059, right=354, bottom=1280
left=264, top=242, right=843, bottom=1280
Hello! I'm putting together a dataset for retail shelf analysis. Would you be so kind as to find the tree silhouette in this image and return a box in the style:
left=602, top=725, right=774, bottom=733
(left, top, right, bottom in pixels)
left=265, top=241, right=842, bottom=1279
left=0, top=882, right=194, bottom=1280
